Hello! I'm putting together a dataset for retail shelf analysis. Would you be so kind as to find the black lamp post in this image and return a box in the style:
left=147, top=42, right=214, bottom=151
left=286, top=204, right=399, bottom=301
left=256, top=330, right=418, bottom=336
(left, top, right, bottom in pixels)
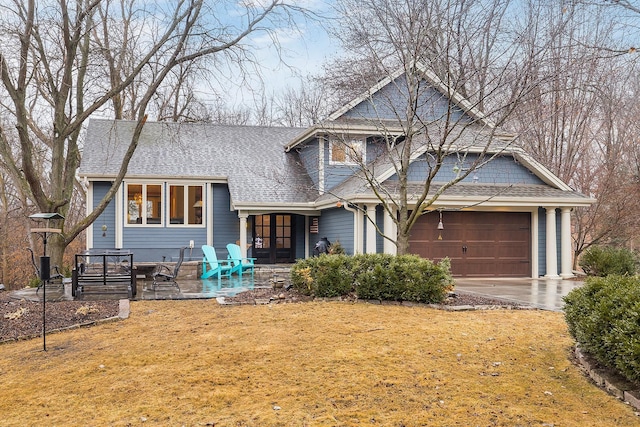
left=29, top=213, right=64, bottom=352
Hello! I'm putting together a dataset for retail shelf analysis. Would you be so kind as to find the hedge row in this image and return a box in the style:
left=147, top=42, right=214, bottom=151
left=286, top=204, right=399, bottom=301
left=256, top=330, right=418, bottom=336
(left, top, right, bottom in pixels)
left=564, top=275, right=640, bottom=384
left=290, top=253, right=453, bottom=304
left=579, top=245, right=638, bottom=277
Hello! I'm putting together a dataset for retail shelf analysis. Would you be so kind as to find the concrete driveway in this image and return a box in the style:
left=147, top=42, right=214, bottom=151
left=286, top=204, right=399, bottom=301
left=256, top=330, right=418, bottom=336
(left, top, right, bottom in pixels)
left=454, top=277, right=585, bottom=311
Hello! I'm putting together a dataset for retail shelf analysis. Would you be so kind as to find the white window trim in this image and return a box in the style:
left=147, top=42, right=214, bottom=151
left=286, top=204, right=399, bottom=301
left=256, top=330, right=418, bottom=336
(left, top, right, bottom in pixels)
left=124, top=181, right=165, bottom=227
left=329, top=137, right=366, bottom=166
left=167, top=183, right=206, bottom=228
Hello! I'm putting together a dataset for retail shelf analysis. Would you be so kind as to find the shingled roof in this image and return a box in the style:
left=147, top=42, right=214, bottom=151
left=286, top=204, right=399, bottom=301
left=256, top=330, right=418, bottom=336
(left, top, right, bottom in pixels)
left=80, top=119, right=318, bottom=207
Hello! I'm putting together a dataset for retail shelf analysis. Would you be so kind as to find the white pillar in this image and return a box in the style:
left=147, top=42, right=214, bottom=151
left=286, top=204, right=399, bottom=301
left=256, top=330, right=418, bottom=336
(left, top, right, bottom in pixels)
left=238, top=211, right=248, bottom=259
left=115, top=185, right=123, bottom=248
left=531, top=209, right=539, bottom=278
left=304, top=216, right=310, bottom=259
left=365, top=204, right=377, bottom=254
left=318, top=138, right=325, bottom=195
left=355, top=205, right=364, bottom=254
left=545, top=207, right=559, bottom=279
left=560, top=207, right=574, bottom=278
left=383, top=207, right=397, bottom=255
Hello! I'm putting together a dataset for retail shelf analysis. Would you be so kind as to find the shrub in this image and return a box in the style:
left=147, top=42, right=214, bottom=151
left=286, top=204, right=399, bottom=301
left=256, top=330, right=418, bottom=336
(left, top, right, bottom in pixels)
left=578, top=245, right=638, bottom=277
left=328, top=240, right=345, bottom=255
left=290, top=254, right=354, bottom=297
left=564, top=275, right=640, bottom=384
left=355, top=255, right=452, bottom=303
left=28, top=276, right=41, bottom=288
left=291, top=253, right=453, bottom=303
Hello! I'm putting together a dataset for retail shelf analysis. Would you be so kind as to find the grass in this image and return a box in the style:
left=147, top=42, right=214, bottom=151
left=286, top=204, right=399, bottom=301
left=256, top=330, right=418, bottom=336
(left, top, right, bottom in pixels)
left=0, top=300, right=637, bottom=426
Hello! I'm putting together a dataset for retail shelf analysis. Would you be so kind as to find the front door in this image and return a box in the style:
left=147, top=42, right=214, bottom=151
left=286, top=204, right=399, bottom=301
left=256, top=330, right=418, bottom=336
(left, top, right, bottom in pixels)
left=253, top=214, right=295, bottom=264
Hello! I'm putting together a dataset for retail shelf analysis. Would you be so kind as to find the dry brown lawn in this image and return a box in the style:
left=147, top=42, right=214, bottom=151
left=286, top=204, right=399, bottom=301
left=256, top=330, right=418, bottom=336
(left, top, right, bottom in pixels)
left=0, top=300, right=637, bottom=426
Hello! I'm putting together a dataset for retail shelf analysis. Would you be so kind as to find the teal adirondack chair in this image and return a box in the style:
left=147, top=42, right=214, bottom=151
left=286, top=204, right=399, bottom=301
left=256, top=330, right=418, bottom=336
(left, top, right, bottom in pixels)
left=201, top=245, right=233, bottom=279
left=226, top=243, right=256, bottom=276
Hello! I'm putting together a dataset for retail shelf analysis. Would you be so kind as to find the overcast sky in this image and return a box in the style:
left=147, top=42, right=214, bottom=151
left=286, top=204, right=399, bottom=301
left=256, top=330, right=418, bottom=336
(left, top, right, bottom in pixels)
left=201, top=0, right=340, bottom=109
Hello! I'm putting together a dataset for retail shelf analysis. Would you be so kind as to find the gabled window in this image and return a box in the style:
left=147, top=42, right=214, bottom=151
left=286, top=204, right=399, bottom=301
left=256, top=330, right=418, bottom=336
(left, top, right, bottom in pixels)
left=329, top=138, right=365, bottom=165
left=126, top=183, right=163, bottom=226
left=169, top=184, right=204, bottom=226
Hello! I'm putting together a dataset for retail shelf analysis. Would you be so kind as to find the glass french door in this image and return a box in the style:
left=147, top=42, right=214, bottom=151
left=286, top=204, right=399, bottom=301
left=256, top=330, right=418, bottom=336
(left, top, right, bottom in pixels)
left=253, top=214, right=295, bottom=263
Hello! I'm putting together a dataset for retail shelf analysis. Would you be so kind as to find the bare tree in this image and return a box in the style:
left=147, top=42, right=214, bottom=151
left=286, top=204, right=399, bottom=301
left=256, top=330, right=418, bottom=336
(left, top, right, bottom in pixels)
left=323, top=0, right=539, bottom=255
left=270, top=78, right=331, bottom=126
left=507, top=0, right=640, bottom=265
left=0, top=0, right=310, bottom=267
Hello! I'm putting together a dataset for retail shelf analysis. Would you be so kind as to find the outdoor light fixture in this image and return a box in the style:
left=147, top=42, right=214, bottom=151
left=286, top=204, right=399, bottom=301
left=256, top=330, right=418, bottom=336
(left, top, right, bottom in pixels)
left=437, top=211, right=444, bottom=240
left=29, top=212, right=64, bottom=352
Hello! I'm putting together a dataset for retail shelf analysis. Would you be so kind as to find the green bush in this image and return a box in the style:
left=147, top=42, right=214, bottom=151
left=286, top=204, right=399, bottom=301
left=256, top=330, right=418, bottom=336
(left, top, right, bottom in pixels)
left=578, top=245, right=638, bottom=277
left=290, top=254, right=354, bottom=297
left=290, top=253, right=453, bottom=303
left=564, top=275, right=640, bottom=384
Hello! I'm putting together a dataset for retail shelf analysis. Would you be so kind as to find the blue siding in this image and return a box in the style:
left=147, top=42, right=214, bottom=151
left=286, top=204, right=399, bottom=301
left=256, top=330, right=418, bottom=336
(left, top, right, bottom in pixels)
left=341, top=74, right=468, bottom=123
left=324, top=142, right=357, bottom=190
left=299, top=141, right=320, bottom=190
left=93, top=181, right=208, bottom=263
left=391, top=154, right=545, bottom=185
left=538, top=207, right=546, bottom=277
left=212, top=184, right=239, bottom=260
left=376, top=205, right=385, bottom=253
left=92, top=182, right=116, bottom=249
left=317, top=208, right=354, bottom=255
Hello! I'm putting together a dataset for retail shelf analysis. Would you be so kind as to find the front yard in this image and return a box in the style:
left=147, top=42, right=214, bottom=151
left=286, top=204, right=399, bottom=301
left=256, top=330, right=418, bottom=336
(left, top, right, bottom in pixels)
left=0, top=300, right=637, bottom=426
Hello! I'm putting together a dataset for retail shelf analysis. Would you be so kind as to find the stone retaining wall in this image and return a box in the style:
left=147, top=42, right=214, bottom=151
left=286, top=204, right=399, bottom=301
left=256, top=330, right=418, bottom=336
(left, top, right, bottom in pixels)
left=574, top=345, right=640, bottom=413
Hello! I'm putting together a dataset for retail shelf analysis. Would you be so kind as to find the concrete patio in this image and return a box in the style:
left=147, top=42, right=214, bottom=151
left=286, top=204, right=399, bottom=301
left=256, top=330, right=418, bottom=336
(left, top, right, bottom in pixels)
left=454, top=277, right=584, bottom=311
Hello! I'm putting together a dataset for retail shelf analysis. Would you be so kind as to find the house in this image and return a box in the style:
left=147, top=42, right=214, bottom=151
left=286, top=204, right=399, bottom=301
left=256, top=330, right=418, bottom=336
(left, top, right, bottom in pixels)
left=79, top=64, right=594, bottom=278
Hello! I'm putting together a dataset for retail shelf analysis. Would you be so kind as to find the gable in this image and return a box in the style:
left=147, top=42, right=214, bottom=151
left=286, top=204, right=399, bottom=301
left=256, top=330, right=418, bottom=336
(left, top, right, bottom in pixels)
left=336, top=73, right=471, bottom=125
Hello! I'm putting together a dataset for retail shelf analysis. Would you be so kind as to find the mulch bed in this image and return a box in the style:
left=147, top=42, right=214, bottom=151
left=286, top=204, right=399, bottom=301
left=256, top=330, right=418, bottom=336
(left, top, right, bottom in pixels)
left=1, top=287, right=524, bottom=343
left=0, top=293, right=120, bottom=343
left=221, top=286, right=523, bottom=308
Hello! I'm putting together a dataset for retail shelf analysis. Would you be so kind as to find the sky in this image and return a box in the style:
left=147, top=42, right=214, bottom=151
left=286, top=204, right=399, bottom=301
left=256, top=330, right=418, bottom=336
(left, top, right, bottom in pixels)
left=200, top=0, right=340, bottom=109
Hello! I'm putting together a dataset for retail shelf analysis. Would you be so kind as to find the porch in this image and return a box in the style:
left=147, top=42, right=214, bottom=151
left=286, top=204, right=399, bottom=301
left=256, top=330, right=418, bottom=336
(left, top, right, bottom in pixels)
left=11, top=263, right=292, bottom=302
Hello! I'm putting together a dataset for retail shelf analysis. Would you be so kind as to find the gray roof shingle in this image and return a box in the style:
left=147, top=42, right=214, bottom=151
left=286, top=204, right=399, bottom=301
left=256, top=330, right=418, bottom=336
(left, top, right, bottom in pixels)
left=80, top=119, right=318, bottom=206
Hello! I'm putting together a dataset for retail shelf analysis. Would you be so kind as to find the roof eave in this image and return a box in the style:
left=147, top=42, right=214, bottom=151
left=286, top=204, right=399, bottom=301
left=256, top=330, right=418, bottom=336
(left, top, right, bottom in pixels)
left=81, top=173, right=229, bottom=183
left=285, top=123, right=407, bottom=152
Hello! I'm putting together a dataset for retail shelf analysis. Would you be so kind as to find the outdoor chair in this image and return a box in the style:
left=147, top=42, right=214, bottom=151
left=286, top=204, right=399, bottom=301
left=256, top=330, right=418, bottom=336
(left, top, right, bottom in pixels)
left=151, top=246, right=186, bottom=291
left=201, top=245, right=233, bottom=279
left=226, top=243, right=256, bottom=276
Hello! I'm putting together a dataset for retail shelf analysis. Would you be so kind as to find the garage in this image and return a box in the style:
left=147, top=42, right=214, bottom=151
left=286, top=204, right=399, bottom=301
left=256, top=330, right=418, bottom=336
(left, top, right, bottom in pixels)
left=409, top=211, right=531, bottom=277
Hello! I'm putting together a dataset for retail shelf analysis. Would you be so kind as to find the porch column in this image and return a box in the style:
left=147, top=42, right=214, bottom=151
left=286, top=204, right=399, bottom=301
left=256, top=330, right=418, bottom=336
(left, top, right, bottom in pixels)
left=238, top=211, right=248, bottom=259
left=560, top=207, right=574, bottom=278
left=365, top=204, right=377, bottom=254
left=383, top=206, right=397, bottom=255
left=545, top=207, right=559, bottom=279
left=355, top=205, right=364, bottom=254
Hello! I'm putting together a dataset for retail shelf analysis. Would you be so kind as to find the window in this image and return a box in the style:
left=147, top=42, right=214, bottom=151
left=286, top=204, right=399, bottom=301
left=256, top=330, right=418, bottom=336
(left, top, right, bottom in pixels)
left=169, top=184, right=204, bottom=225
left=330, top=138, right=365, bottom=165
left=126, top=183, right=163, bottom=225
left=125, top=182, right=205, bottom=226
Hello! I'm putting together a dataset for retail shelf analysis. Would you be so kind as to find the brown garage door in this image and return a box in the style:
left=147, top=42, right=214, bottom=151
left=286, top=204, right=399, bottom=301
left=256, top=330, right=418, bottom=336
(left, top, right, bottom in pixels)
left=409, top=211, right=531, bottom=277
